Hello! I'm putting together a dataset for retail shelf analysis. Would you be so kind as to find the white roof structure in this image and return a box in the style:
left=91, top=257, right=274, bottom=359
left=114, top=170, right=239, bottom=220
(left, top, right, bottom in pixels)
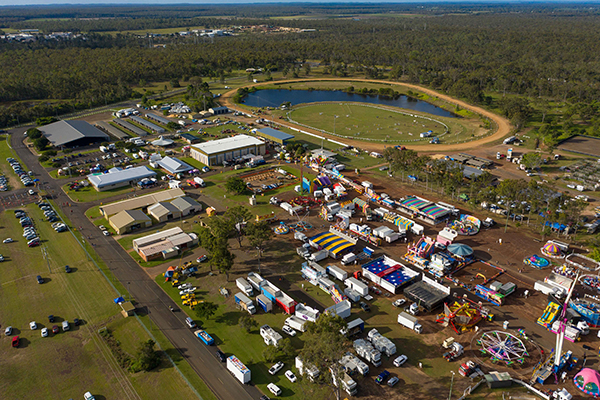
left=157, top=156, right=193, bottom=174
left=40, top=120, right=109, bottom=147
left=191, top=134, right=264, bottom=156
left=87, top=166, right=155, bottom=190
left=151, top=136, right=175, bottom=147
left=132, top=227, right=183, bottom=249
left=99, top=188, right=185, bottom=217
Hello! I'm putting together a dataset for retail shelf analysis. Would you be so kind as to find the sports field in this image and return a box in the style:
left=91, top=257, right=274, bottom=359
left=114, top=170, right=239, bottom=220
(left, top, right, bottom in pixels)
left=0, top=203, right=197, bottom=399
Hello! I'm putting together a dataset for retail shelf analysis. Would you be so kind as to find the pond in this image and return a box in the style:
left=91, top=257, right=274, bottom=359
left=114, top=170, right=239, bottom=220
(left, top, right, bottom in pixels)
left=241, top=89, right=457, bottom=118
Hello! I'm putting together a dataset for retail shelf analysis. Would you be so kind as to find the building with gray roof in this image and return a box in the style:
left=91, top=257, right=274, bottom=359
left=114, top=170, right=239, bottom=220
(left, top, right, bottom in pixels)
left=130, top=116, right=165, bottom=133
left=157, top=156, right=193, bottom=174
left=255, top=127, right=294, bottom=144
left=40, top=120, right=109, bottom=148
left=88, top=166, right=156, bottom=192
left=95, top=121, right=130, bottom=140
left=145, top=113, right=171, bottom=125
left=113, top=118, right=147, bottom=136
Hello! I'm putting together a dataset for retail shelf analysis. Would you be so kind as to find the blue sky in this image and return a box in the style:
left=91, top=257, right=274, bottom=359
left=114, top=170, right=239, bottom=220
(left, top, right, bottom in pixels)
left=0, top=0, right=566, bottom=5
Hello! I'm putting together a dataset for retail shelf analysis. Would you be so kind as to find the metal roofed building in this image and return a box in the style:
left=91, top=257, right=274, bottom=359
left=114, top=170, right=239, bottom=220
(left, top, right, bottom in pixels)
left=88, top=166, right=156, bottom=192
left=145, top=113, right=171, bottom=125
left=39, top=120, right=109, bottom=147
left=190, top=134, right=266, bottom=166
left=132, top=227, right=198, bottom=261
left=157, top=156, right=193, bottom=174
left=255, top=127, right=295, bottom=144
left=130, top=115, right=165, bottom=133
left=170, top=196, right=202, bottom=216
left=109, top=209, right=152, bottom=235
left=113, top=118, right=148, bottom=137
left=311, top=149, right=337, bottom=160
left=209, top=106, right=229, bottom=115
left=99, top=188, right=185, bottom=217
left=180, top=133, right=200, bottom=144
left=148, top=201, right=182, bottom=222
left=95, top=121, right=130, bottom=140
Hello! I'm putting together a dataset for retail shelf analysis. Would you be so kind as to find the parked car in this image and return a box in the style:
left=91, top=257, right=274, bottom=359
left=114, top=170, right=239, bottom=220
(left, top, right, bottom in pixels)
left=65, top=265, right=71, bottom=273
left=36, top=275, right=44, bottom=284
left=5, top=326, right=12, bottom=336
left=41, top=328, right=49, bottom=337
left=48, top=315, right=55, bottom=323
left=387, top=376, right=399, bottom=387
left=30, top=321, right=37, bottom=330
left=62, top=320, right=70, bottom=331
left=12, top=336, right=19, bottom=347
left=359, top=302, right=371, bottom=312
left=28, top=189, right=35, bottom=195
left=392, top=299, right=406, bottom=308
left=370, top=286, right=382, bottom=295
left=375, top=370, right=390, bottom=384
left=282, top=325, right=296, bottom=337
left=84, top=392, right=96, bottom=400
left=3, top=238, right=13, bottom=243
left=393, top=355, right=408, bottom=367
left=269, top=361, right=284, bottom=375
left=285, top=370, right=297, bottom=383
left=103, top=231, right=110, bottom=236
left=98, top=225, right=106, bottom=231
left=74, top=318, right=80, bottom=326
left=196, top=255, right=208, bottom=263
left=52, top=325, right=59, bottom=334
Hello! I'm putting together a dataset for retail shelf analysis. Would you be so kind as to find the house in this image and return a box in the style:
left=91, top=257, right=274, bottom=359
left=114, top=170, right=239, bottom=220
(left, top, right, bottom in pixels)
left=87, top=166, right=156, bottom=192
left=170, top=196, right=202, bottom=216
left=109, top=209, right=152, bottom=235
left=190, top=135, right=266, bottom=166
left=157, top=156, right=193, bottom=174
left=133, top=227, right=198, bottom=261
left=148, top=201, right=182, bottom=222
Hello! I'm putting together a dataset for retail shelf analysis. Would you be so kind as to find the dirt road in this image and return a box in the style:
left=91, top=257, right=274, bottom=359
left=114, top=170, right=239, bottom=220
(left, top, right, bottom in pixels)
left=221, top=78, right=512, bottom=153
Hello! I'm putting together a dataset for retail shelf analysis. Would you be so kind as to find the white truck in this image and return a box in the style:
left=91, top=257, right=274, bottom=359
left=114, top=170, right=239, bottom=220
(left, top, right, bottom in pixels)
left=342, top=352, right=369, bottom=376
left=353, top=339, right=381, bottom=367
left=227, top=355, right=251, bottom=384
left=234, top=292, right=256, bottom=315
left=247, top=272, right=266, bottom=292
left=367, top=329, right=396, bottom=357
left=397, top=312, right=423, bottom=334
left=344, top=287, right=361, bottom=303
left=236, top=278, right=253, bottom=296
left=296, top=356, right=320, bottom=382
left=310, top=250, right=329, bottom=262
left=345, top=277, right=369, bottom=296
left=327, top=265, right=348, bottom=281
left=260, top=325, right=283, bottom=346
left=341, top=253, right=357, bottom=266
left=285, top=316, right=308, bottom=332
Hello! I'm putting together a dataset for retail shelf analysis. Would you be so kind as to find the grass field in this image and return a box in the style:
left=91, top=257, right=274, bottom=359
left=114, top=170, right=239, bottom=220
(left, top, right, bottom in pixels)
left=0, top=135, right=25, bottom=189
left=0, top=203, right=198, bottom=400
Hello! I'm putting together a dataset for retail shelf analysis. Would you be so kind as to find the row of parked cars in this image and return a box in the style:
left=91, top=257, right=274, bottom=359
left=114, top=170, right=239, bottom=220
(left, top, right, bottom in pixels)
left=7, top=157, right=34, bottom=186
left=15, top=210, right=40, bottom=247
left=0, top=174, right=8, bottom=192
left=6, top=315, right=81, bottom=347
left=38, top=201, right=67, bottom=232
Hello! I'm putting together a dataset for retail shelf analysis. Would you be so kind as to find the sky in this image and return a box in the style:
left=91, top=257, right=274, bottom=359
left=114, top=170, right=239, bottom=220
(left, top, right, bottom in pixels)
left=0, top=0, right=581, bottom=5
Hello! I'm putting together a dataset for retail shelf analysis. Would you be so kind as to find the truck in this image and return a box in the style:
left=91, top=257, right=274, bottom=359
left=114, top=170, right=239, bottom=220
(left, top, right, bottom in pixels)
left=341, top=253, right=357, bottom=266
left=353, top=339, right=381, bottom=367
left=310, top=250, right=329, bottom=262
left=407, top=302, right=419, bottom=316
left=194, top=329, right=214, bottom=345
left=345, top=277, right=369, bottom=296
left=247, top=272, right=266, bottom=292
left=256, top=294, right=272, bottom=312
left=227, top=355, right=251, bottom=384
left=285, top=316, right=308, bottom=332
left=367, top=329, right=396, bottom=357
left=234, top=292, right=256, bottom=315
left=458, top=361, right=481, bottom=378
left=296, top=356, right=320, bottom=382
left=330, top=368, right=358, bottom=396
left=193, top=177, right=205, bottom=187
left=236, top=278, right=253, bottom=296
left=344, top=287, right=361, bottom=303
left=297, top=246, right=310, bottom=258
left=397, top=312, right=423, bottom=334
left=443, top=342, right=464, bottom=361
left=327, top=265, right=348, bottom=281
left=260, top=324, right=283, bottom=346
left=341, top=318, right=365, bottom=337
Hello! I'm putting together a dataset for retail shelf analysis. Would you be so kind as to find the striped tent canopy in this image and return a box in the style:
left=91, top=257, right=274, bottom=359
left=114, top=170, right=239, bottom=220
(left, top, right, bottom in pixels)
left=574, top=368, right=600, bottom=398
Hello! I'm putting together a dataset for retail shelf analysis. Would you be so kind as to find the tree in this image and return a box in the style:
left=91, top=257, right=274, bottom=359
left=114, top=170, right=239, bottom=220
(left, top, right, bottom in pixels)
left=246, top=220, right=272, bottom=274
left=27, top=128, right=42, bottom=139
left=521, top=152, right=542, bottom=170
left=225, top=205, right=252, bottom=247
left=195, top=302, right=219, bottom=321
left=130, top=340, right=161, bottom=372
left=225, top=177, right=246, bottom=195
left=33, top=136, right=50, bottom=151
left=170, top=78, right=180, bottom=88
left=300, top=313, right=348, bottom=400
left=167, top=121, right=179, bottom=130
left=239, top=314, right=258, bottom=333
left=213, top=243, right=235, bottom=281
left=36, top=116, right=57, bottom=126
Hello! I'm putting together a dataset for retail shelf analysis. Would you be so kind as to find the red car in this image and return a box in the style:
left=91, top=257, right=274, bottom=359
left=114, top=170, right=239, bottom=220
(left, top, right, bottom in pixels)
left=11, top=336, right=19, bottom=347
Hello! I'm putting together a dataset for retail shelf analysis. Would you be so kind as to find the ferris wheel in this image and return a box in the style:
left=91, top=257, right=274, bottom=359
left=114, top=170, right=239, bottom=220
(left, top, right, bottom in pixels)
left=478, top=330, right=529, bottom=366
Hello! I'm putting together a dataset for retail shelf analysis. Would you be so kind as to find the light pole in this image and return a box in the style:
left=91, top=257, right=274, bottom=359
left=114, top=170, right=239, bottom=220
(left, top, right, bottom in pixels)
left=127, top=281, right=131, bottom=302
left=448, top=371, right=455, bottom=400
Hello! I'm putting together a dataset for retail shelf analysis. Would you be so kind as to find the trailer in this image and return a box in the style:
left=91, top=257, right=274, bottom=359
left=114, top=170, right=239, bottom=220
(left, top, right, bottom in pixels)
left=345, top=277, right=369, bottom=296
left=296, top=356, right=320, bottom=381
left=353, top=338, right=381, bottom=367
left=534, top=280, right=558, bottom=296
left=256, top=294, right=273, bottom=313
left=344, top=287, right=361, bottom=303
left=397, top=312, right=423, bottom=334
left=341, top=252, right=357, bottom=265
left=327, top=265, right=348, bottom=281
left=325, top=300, right=352, bottom=319
left=342, top=318, right=365, bottom=337
left=234, top=292, right=256, bottom=315
left=194, top=329, right=215, bottom=345
left=342, top=351, right=369, bottom=376
left=260, top=324, right=283, bottom=346
left=310, top=250, right=329, bottom=262
left=285, top=315, right=308, bottom=332
left=247, top=272, right=266, bottom=292
left=367, top=328, right=396, bottom=357
left=236, top=278, right=253, bottom=296
left=227, top=355, right=251, bottom=384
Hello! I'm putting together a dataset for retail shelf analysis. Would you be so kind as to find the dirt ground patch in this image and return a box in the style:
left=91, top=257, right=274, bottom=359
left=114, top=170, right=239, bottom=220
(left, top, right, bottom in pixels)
left=557, top=134, right=600, bottom=158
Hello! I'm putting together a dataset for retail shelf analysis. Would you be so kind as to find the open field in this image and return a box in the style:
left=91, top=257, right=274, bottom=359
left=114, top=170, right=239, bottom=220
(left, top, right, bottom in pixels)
left=0, top=203, right=197, bottom=400
left=557, top=135, right=600, bottom=158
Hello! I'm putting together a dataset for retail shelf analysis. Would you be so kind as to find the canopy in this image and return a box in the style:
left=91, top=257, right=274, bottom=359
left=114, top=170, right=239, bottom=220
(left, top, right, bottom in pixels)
left=542, top=242, right=561, bottom=256
left=151, top=136, right=175, bottom=147
left=574, top=368, right=600, bottom=398
left=447, top=243, right=474, bottom=257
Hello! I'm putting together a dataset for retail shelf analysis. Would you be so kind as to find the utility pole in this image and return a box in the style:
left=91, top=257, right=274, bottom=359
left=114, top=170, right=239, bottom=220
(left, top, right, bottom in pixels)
left=448, top=371, right=455, bottom=400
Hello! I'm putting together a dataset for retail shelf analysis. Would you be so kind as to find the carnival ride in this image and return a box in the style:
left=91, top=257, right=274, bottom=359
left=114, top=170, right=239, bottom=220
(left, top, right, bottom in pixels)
left=436, top=301, right=483, bottom=334
left=478, top=330, right=529, bottom=366
left=449, top=214, right=481, bottom=236
left=580, top=274, right=600, bottom=292
left=408, top=236, right=435, bottom=258
left=523, top=254, right=550, bottom=269
left=541, top=241, right=563, bottom=259
left=274, top=221, right=290, bottom=235
left=537, top=301, right=562, bottom=328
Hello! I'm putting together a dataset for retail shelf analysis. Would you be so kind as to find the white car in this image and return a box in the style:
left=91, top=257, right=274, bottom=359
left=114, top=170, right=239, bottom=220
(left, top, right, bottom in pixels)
left=268, top=361, right=284, bottom=375
left=103, top=231, right=110, bottom=236
left=41, top=327, right=49, bottom=337
left=178, top=283, right=192, bottom=290
left=285, top=370, right=297, bottom=383
left=5, top=326, right=12, bottom=335
left=392, top=299, right=406, bottom=308
left=282, top=325, right=296, bottom=337
left=3, top=238, right=13, bottom=243
left=98, top=225, right=106, bottom=231
left=393, top=355, right=408, bottom=367
left=28, top=189, right=35, bottom=195
left=30, top=321, right=37, bottom=330
left=267, top=383, right=281, bottom=396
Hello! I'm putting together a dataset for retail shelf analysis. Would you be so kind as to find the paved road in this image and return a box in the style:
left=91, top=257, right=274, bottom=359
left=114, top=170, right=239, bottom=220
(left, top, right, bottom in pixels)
left=7, top=130, right=260, bottom=400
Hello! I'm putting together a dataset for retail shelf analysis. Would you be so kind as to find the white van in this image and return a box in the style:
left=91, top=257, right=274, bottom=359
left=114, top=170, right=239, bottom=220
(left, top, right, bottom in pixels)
left=267, top=383, right=282, bottom=396
left=185, top=317, right=196, bottom=329
left=62, top=320, right=70, bottom=331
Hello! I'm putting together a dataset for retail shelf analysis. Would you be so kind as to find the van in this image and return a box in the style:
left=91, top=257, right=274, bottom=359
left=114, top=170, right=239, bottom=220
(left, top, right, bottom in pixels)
left=185, top=317, right=196, bottom=329
left=62, top=320, right=70, bottom=331
left=267, top=383, right=282, bottom=396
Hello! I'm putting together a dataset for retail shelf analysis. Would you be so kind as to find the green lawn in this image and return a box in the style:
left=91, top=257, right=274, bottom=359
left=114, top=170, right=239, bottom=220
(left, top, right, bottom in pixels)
left=0, top=203, right=198, bottom=400
left=0, top=135, right=25, bottom=189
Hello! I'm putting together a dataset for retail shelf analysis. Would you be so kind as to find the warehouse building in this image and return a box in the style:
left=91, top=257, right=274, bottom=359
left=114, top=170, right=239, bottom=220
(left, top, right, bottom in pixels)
left=113, top=118, right=148, bottom=137
left=130, top=115, right=165, bottom=133
left=255, top=127, right=295, bottom=145
left=170, top=196, right=202, bottom=216
left=133, top=227, right=198, bottom=261
left=157, top=156, right=193, bottom=174
left=39, top=120, right=109, bottom=148
left=209, top=106, right=229, bottom=115
left=145, top=113, right=171, bottom=125
left=109, top=209, right=152, bottom=235
left=87, top=166, right=156, bottom=192
left=190, top=134, right=266, bottom=166
left=148, top=201, right=182, bottom=222
left=180, top=133, right=200, bottom=144
left=99, top=188, right=185, bottom=217
left=95, top=121, right=130, bottom=140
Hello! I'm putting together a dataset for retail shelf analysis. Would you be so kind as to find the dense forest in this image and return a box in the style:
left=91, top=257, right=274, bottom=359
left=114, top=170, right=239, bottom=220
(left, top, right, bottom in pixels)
left=3, top=3, right=600, bottom=145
